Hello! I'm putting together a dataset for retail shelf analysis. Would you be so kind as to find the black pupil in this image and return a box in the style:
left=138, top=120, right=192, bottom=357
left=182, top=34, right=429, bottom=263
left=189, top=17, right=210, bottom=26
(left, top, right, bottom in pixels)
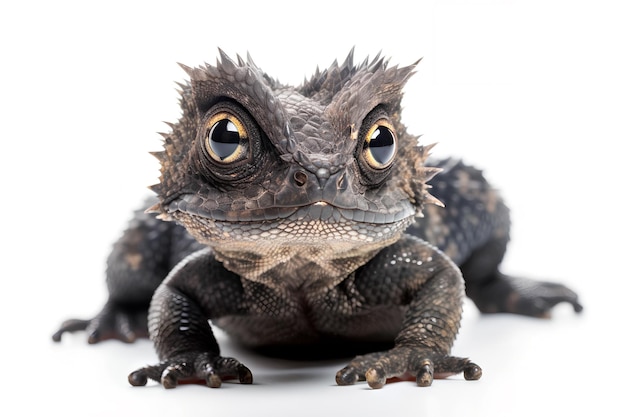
left=209, top=119, right=240, bottom=160
left=367, top=126, right=395, bottom=165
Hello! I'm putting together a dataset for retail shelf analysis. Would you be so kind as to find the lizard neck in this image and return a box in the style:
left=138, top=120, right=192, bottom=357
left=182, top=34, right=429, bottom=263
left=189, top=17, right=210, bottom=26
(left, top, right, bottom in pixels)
left=212, top=237, right=399, bottom=292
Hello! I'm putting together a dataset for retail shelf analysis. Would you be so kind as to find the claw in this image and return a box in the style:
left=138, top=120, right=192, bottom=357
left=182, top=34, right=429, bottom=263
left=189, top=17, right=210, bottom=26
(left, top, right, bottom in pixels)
left=365, top=366, right=386, bottom=389
left=416, top=360, right=434, bottom=387
left=128, top=370, right=148, bottom=386
left=238, top=365, right=254, bottom=384
left=206, top=373, right=222, bottom=388
left=335, top=366, right=359, bottom=386
left=463, top=362, right=482, bottom=381
left=87, top=327, right=103, bottom=344
left=161, top=367, right=181, bottom=389
left=572, top=301, right=584, bottom=313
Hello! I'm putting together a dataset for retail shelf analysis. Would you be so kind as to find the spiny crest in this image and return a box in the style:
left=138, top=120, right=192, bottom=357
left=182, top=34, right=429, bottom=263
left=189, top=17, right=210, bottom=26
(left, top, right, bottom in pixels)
left=299, top=49, right=418, bottom=105
left=177, top=49, right=279, bottom=110
left=147, top=81, right=199, bottom=216
left=179, top=50, right=292, bottom=156
left=393, top=141, right=444, bottom=217
left=179, top=48, right=275, bottom=87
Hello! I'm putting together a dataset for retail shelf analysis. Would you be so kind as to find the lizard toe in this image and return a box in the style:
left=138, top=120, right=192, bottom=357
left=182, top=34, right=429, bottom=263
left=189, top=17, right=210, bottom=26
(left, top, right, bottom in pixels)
left=53, top=301, right=148, bottom=344
left=338, top=347, right=480, bottom=389
left=128, top=352, right=253, bottom=389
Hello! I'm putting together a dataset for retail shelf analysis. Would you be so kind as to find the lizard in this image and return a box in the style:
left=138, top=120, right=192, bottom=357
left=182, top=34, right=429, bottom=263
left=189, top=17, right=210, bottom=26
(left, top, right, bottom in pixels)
left=52, top=50, right=582, bottom=389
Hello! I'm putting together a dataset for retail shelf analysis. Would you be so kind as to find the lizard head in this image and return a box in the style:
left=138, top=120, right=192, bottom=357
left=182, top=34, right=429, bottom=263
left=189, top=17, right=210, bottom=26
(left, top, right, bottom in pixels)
left=149, top=50, right=441, bottom=260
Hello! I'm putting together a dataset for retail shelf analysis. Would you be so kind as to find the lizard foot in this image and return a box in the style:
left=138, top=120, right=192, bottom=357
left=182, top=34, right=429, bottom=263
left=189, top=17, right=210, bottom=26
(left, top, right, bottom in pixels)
left=470, top=274, right=583, bottom=318
left=128, top=352, right=253, bottom=388
left=335, top=347, right=481, bottom=389
left=52, top=301, right=148, bottom=344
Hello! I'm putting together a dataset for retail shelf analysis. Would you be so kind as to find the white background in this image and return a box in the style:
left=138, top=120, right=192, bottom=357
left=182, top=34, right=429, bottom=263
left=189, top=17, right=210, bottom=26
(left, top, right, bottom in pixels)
left=1, top=0, right=624, bottom=415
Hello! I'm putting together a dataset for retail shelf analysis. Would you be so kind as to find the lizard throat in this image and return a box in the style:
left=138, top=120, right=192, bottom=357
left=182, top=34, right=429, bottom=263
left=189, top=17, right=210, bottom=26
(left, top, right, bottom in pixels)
left=170, top=207, right=414, bottom=287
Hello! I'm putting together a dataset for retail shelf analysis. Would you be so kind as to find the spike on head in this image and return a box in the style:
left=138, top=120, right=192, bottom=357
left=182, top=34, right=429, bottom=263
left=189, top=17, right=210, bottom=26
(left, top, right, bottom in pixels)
left=391, top=137, right=445, bottom=215
left=145, top=201, right=162, bottom=213
left=178, top=62, right=194, bottom=78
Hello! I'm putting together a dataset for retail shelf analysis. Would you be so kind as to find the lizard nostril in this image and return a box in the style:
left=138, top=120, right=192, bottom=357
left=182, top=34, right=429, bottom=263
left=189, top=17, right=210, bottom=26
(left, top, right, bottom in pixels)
left=293, top=170, right=308, bottom=187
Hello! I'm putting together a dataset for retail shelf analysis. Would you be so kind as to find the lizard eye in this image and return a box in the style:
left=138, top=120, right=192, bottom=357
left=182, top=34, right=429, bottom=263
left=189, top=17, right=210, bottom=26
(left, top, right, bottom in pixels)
left=362, top=120, right=397, bottom=169
left=205, top=112, right=249, bottom=163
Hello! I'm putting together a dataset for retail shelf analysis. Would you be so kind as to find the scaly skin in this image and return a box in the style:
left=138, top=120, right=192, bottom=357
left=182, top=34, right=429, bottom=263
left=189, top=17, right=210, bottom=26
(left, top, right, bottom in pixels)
left=53, top=50, right=582, bottom=389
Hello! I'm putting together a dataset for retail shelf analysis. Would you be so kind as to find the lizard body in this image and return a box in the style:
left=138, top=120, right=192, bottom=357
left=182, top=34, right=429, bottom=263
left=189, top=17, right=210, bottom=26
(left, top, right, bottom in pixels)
left=53, top=50, right=581, bottom=389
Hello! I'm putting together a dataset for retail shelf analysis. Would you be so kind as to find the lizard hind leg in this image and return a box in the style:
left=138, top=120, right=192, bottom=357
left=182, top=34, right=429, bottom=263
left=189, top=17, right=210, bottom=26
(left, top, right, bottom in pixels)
left=461, top=235, right=583, bottom=317
left=52, top=300, right=149, bottom=343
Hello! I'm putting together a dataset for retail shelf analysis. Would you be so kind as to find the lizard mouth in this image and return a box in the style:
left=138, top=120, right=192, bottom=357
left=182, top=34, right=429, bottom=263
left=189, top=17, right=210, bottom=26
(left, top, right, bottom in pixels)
left=163, top=194, right=416, bottom=249
left=165, top=194, right=415, bottom=225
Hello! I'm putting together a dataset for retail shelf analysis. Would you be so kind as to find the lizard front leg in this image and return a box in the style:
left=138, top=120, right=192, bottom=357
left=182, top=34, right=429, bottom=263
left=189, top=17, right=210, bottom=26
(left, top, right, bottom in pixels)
left=335, top=235, right=481, bottom=389
left=128, top=248, right=252, bottom=388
